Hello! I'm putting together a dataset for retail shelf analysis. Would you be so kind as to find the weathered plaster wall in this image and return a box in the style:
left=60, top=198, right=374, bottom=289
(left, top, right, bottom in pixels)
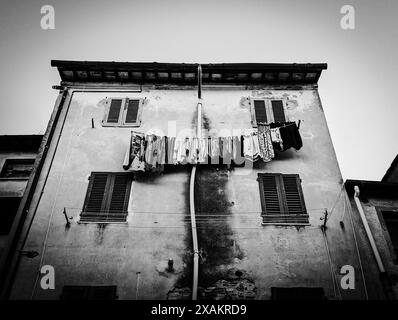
left=10, top=85, right=377, bottom=299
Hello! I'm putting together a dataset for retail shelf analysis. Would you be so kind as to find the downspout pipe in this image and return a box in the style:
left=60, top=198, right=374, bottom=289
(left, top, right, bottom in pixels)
left=353, top=186, right=385, bottom=273
left=353, top=186, right=396, bottom=298
left=189, top=65, right=202, bottom=300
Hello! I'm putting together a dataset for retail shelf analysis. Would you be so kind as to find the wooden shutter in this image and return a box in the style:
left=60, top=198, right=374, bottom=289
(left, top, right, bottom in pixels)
left=61, top=286, right=117, bottom=300
left=61, top=286, right=90, bottom=300
left=271, top=100, right=286, bottom=122
left=81, top=172, right=132, bottom=222
left=258, top=173, right=308, bottom=225
left=83, top=173, right=109, bottom=215
left=282, top=175, right=306, bottom=215
left=107, top=174, right=131, bottom=220
left=106, top=99, right=123, bottom=124
left=258, top=174, right=283, bottom=215
left=253, top=100, right=267, bottom=124
left=124, top=99, right=140, bottom=125
left=88, top=286, right=117, bottom=300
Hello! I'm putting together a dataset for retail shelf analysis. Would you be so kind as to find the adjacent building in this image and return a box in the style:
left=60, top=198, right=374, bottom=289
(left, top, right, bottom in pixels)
left=0, top=135, right=42, bottom=258
left=0, top=60, right=394, bottom=300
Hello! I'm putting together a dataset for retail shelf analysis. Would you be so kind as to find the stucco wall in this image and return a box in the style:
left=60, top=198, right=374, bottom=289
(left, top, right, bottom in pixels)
left=10, top=85, right=376, bottom=299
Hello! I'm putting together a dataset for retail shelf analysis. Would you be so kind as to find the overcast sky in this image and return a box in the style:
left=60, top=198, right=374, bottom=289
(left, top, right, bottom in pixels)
left=0, top=0, right=397, bottom=181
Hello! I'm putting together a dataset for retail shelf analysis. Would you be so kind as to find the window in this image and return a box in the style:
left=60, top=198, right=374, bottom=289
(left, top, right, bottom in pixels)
left=102, top=97, right=143, bottom=127
left=258, top=173, right=309, bottom=225
left=379, top=210, right=398, bottom=262
left=60, top=286, right=117, bottom=300
left=81, top=172, right=132, bottom=223
left=0, top=158, right=35, bottom=179
left=271, top=287, right=325, bottom=300
left=0, top=197, right=21, bottom=234
left=250, top=98, right=288, bottom=127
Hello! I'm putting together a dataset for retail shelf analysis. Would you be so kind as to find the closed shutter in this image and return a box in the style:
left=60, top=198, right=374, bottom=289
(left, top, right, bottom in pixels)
left=88, top=286, right=117, bottom=300
left=253, top=100, right=267, bottom=124
left=61, top=286, right=117, bottom=300
left=124, top=99, right=140, bottom=124
left=106, top=99, right=123, bottom=124
left=107, top=174, right=131, bottom=221
left=83, top=173, right=109, bottom=215
left=259, top=174, right=283, bottom=215
left=81, top=172, right=132, bottom=222
left=258, top=173, right=308, bottom=225
left=271, top=100, right=286, bottom=122
left=282, top=175, right=306, bottom=215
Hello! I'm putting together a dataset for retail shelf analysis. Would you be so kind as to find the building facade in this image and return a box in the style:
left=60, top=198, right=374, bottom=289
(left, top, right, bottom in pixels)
left=0, top=61, right=390, bottom=300
left=0, top=135, right=42, bottom=259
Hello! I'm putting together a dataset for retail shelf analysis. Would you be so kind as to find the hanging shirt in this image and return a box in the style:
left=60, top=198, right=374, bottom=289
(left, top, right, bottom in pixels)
left=123, top=131, right=146, bottom=171
left=232, top=136, right=245, bottom=165
left=270, top=127, right=284, bottom=150
left=198, top=137, right=209, bottom=164
left=221, top=136, right=233, bottom=165
left=258, top=124, right=275, bottom=162
left=167, top=136, right=175, bottom=164
left=209, top=136, right=220, bottom=164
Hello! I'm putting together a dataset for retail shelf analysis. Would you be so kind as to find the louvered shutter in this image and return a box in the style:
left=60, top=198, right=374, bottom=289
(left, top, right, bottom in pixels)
left=88, top=286, right=117, bottom=300
left=271, top=100, right=286, bottom=122
left=258, top=173, right=308, bottom=225
left=124, top=99, right=140, bottom=125
left=106, top=99, right=123, bottom=124
left=81, top=173, right=131, bottom=222
left=83, top=173, right=109, bottom=216
left=106, top=174, right=131, bottom=221
left=260, top=174, right=283, bottom=215
left=253, top=100, right=267, bottom=124
left=282, top=175, right=306, bottom=215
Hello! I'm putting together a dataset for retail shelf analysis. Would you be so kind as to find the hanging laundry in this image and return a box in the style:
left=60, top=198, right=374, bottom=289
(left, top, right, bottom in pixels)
left=232, top=136, right=245, bottom=165
left=243, top=131, right=260, bottom=162
left=270, top=127, right=283, bottom=151
left=198, top=137, right=209, bottom=164
left=166, top=136, right=175, bottom=164
left=271, top=122, right=302, bottom=151
left=221, top=136, right=233, bottom=165
left=257, top=124, right=275, bottom=162
left=123, top=131, right=146, bottom=172
left=209, top=136, right=220, bottom=164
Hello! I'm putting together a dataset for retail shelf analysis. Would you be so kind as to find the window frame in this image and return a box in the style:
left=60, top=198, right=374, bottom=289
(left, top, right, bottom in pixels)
left=0, top=196, right=22, bottom=235
left=257, top=173, right=309, bottom=225
left=250, top=98, right=289, bottom=127
left=375, top=207, right=398, bottom=264
left=60, top=285, right=118, bottom=300
left=0, top=158, right=36, bottom=180
left=102, top=97, right=143, bottom=127
left=80, top=172, right=133, bottom=223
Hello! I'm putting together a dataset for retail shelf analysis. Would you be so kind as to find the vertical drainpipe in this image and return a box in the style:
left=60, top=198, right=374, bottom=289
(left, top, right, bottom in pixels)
left=353, top=185, right=396, bottom=298
left=189, top=65, right=202, bottom=300
left=353, top=186, right=385, bottom=273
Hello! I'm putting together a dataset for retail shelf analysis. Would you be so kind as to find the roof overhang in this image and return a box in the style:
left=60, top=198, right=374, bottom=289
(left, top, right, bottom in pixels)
left=51, top=60, right=327, bottom=85
left=0, top=135, right=43, bottom=152
left=345, top=179, right=398, bottom=199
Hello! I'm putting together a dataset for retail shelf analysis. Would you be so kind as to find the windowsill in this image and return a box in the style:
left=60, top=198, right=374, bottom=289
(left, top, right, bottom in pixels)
left=77, top=221, right=128, bottom=225
left=261, top=222, right=310, bottom=226
left=0, top=177, right=30, bottom=181
left=101, top=123, right=141, bottom=128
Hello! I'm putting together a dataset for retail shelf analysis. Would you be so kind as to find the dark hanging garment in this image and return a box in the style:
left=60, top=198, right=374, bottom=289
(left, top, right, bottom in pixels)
left=271, top=122, right=302, bottom=151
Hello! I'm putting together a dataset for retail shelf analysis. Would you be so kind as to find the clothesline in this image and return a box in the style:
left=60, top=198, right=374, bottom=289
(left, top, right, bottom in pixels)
left=123, top=121, right=303, bottom=172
